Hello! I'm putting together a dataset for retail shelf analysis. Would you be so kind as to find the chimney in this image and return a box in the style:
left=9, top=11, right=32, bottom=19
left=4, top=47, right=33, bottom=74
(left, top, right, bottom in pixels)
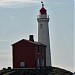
left=29, top=35, right=34, bottom=42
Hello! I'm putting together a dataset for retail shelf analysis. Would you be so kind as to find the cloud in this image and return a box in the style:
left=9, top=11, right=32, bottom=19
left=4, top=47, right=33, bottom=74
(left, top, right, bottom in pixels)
left=0, top=0, right=38, bottom=3
left=0, top=0, right=45, bottom=6
left=0, top=38, right=9, bottom=42
left=0, top=0, right=45, bottom=8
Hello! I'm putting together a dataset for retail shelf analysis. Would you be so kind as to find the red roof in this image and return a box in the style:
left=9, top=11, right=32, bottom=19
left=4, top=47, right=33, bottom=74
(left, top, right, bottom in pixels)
left=40, top=7, right=47, bottom=15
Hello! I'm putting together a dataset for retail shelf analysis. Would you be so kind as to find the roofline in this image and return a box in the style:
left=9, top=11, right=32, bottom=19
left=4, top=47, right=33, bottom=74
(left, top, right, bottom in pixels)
left=12, top=39, right=46, bottom=47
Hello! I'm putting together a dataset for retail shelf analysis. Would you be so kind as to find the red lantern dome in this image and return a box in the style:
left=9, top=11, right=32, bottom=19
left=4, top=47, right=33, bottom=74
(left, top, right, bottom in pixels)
left=40, top=2, right=47, bottom=15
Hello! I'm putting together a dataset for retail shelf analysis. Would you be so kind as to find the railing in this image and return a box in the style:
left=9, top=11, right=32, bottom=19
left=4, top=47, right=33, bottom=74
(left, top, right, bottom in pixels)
left=37, top=15, right=49, bottom=18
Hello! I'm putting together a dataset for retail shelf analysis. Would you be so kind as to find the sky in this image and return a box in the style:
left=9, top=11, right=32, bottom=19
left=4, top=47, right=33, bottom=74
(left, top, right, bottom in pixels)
left=0, top=0, right=74, bottom=72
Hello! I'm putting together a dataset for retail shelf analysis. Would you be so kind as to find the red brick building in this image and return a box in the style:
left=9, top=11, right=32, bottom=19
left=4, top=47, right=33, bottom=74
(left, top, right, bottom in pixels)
left=12, top=35, right=46, bottom=68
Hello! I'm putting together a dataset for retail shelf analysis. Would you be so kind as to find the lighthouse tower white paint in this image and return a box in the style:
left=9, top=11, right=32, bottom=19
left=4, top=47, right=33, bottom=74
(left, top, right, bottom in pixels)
left=37, top=2, right=51, bottom=66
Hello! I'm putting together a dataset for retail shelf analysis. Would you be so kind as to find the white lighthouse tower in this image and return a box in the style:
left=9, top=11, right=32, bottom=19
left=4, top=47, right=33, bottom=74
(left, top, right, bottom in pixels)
left=37, top=2, right=51, bottom=66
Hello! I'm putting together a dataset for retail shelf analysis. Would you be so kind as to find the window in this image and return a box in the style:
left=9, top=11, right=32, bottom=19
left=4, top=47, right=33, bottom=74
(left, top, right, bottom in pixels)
left=42, top=47, right=44, bottom=55
left=20, top=62, right=25, bottom=67
left=40, top=24, right=43, bottom=29
left=38, top=46, right=39, bottom=53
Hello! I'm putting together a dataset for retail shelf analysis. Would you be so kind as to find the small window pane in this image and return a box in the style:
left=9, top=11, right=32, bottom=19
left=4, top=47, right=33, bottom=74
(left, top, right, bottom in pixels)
left=20, top=62, right=25, bottom=67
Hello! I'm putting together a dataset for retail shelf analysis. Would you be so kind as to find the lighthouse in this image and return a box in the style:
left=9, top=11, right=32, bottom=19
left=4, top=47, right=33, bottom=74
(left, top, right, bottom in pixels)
left=37, top=2, right=51, bottom=66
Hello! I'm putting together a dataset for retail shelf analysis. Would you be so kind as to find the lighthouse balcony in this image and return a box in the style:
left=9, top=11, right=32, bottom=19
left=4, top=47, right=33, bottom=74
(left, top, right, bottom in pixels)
left=37, top=15, right=49, bottom=18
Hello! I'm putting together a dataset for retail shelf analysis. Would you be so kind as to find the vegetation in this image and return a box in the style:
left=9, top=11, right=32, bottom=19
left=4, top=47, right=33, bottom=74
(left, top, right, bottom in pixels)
left=0, top=66, right=73, bottom=75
